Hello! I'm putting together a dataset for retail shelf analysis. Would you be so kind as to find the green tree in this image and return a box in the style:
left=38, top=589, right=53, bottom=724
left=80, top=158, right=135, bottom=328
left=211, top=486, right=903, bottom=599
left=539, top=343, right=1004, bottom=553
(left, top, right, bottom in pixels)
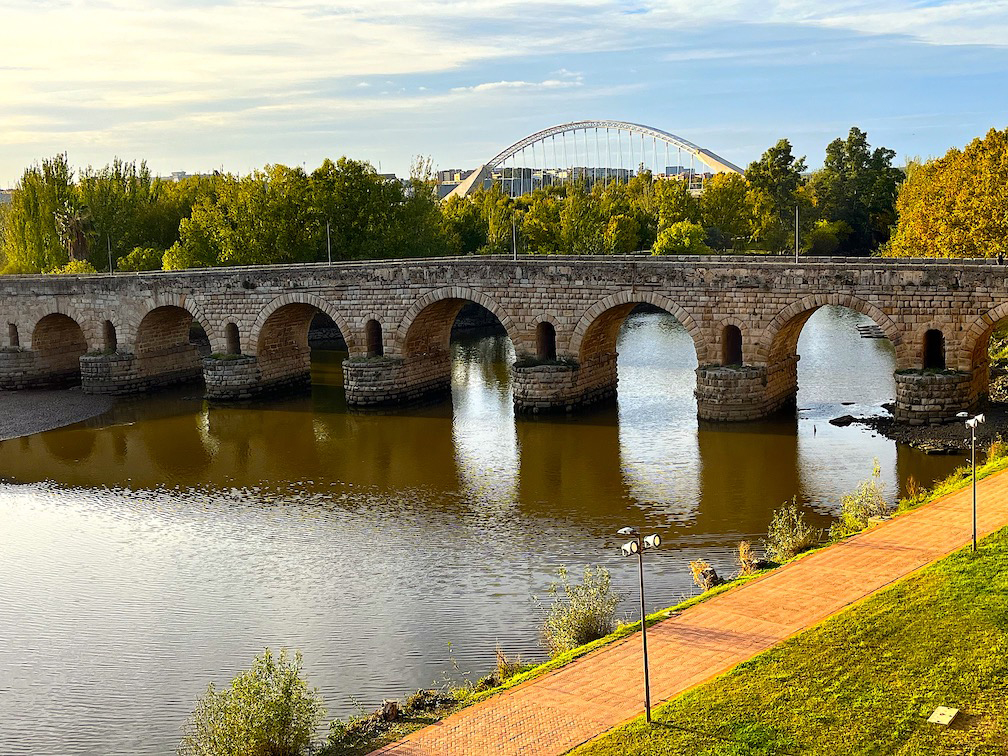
left=654, top=177, right=699, bottom=232
left=746, top=140, right=806, bottom=250
left=441, top=194, right=486, bottom=254
left=652, top=220, right=711, bottom=255
left=311, top=157, right=400, bottom=261
left=699, top=173, right=750, bottom=251
left=2, top=153, right=75, bottom=273
left=809, top=127, right=902, bottom=254
left=118, top=246, right=164, bottom=272
left=179, top=649, right=325, bottom=756
left=559, top=185, right=604, bottom=254
left=603, top=213, right=639, bottom=254
left=886, top=127, right=1008, bottom=258
left=178, top=165, right=320, bottom=267
left=521, top=191, right=562, bottom=254
left=78, top=159, right=165, bottom=269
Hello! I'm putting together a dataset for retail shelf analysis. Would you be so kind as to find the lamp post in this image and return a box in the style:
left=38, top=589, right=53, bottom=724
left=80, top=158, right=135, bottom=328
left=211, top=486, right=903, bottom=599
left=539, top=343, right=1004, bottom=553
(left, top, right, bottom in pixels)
left=957, top=411, right=985, bottom=552
left=617, top=526, right=661, bottom=723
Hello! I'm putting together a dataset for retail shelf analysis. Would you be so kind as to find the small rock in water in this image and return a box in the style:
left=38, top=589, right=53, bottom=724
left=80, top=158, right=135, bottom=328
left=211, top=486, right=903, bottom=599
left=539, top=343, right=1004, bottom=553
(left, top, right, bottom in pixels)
left=829, top=415, right=856, bottom=427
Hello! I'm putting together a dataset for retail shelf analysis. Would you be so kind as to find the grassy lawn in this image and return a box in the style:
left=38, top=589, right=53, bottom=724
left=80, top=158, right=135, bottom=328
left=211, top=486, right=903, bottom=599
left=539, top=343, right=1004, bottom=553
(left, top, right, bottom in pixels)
left=570, top=527, right=1008, bottom=756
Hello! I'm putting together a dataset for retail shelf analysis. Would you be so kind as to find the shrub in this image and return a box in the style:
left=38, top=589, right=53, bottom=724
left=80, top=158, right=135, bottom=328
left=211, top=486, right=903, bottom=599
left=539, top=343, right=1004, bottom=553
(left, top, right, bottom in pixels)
left=689, top=559, right=720, bottom=592
left=830, top=459, right=890, bottom=540
left=652, top=220, right=711, bottom=255
left=540, top=566, right=622, bottom=657
left=118, top=245, right=164, bottom=272
left=494, top=644, right=526, bottom=683
left=764, top=498, right=823, bottom=562
left=47, top=258, right=96, bottom=275
left=988, top=435, right=1007, bottom=463
left=179, top=648, right=325, bottom=756
left=736, top=540, right=759, bottom=577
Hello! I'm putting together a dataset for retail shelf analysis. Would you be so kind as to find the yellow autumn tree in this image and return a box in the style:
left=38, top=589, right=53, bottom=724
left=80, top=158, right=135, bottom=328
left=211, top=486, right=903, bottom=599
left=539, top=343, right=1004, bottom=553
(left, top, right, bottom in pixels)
left=886, top=127, right=1008, bottom=258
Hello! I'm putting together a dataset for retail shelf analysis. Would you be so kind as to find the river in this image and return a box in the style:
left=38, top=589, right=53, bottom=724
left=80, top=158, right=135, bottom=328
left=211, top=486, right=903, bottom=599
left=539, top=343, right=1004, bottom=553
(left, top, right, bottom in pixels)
left=0, top=306, right=965, bottom=754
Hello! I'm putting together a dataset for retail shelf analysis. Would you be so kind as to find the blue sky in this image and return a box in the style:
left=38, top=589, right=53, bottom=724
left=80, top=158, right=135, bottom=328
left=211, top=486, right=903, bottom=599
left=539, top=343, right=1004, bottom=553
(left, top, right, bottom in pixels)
left=1, top=0, right=1007, bottom=185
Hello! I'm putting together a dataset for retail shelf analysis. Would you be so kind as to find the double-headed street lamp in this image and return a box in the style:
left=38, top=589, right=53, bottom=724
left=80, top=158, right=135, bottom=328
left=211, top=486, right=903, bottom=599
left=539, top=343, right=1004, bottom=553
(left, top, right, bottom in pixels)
left=957, top=411, right=986, bottom=552
left=617, top=526, right=661, bottom=723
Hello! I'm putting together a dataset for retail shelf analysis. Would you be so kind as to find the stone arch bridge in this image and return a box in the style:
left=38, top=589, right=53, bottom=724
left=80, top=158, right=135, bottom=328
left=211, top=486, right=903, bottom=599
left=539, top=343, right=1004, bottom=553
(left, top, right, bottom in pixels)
left=0, top=256, right=1003, bottom=425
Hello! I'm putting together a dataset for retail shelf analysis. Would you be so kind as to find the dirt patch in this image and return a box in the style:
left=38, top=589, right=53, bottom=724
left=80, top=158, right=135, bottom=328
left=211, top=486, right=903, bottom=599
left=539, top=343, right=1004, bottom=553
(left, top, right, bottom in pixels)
left=0, top=388, right=115, bottom=441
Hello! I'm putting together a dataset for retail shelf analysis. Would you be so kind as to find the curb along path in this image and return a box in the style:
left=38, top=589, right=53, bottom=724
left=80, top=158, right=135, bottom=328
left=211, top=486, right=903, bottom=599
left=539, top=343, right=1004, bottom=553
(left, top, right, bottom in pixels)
left=372, top=470, right=1008, bottom=756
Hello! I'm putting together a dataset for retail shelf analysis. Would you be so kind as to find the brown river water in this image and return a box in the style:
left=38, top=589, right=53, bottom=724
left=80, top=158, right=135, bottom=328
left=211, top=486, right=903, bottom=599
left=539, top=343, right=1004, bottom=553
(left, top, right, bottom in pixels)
left=0, top=306, right=965, bottom=754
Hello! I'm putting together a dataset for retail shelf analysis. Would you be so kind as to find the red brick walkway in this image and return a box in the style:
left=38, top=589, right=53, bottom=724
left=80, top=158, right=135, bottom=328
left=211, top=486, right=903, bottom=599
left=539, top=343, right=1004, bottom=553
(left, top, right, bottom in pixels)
left=373, top=469, right=1008, bottom=756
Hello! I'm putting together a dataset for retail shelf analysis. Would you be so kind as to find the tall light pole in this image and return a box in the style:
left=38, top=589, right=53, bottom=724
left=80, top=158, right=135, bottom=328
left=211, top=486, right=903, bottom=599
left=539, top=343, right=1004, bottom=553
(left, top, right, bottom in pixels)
left=958, top=411, right=985, bottom=552
left=618, top=526, right=661, bottom=723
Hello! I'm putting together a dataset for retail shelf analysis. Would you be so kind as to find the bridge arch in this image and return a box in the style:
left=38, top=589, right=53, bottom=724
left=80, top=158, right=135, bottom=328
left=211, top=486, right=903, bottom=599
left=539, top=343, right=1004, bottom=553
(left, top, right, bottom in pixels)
left=130, top=304, right=212, bottom=388
left=120, top=295, right=212, bottom=352
left=570, top=291, right=710, bottom=364
left=31, top=312, right=88, bottom=386
left=961, top=303, right=1008, bottom=373
left=397, top=287, right=519, bottom=356
left=251, top=294, right=355, bottom=392
left=759, top=294, right=905, bottom=367
left=250, top=293, right=356, bottom=355
left=448, top=120, right=743, bottom=198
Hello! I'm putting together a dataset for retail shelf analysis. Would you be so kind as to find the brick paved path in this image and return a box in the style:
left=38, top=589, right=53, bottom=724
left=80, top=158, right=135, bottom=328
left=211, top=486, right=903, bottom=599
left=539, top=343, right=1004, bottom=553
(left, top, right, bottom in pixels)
left=373, top=469, right=1008, bottom=756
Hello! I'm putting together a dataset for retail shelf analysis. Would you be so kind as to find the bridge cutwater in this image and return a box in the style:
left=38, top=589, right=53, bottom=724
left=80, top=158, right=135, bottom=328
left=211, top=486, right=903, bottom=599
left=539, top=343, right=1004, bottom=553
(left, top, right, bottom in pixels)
left=0, top=255, right=1001, bottom=426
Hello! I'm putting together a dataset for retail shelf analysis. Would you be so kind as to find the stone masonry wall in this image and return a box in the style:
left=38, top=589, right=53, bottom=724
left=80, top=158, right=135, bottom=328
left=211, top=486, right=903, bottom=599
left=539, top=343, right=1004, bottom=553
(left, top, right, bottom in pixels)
left=0, top=256, right=1006, bottom=423
left=203, top=356, right=262, bottom=401
left=343, top=352, right=452, bottom=407
left=512, top=353, right=618, bottom=413
left=893, top=371, right=979, bottom=426
left=0, top=349, right=39, bottom=390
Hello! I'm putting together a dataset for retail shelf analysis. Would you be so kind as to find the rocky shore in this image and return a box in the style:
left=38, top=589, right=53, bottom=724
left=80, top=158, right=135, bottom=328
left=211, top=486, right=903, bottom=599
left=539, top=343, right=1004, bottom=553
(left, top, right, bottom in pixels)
left=0, top=388, right=114, bottom=441
left=840, top=373, right=1008, bottom=454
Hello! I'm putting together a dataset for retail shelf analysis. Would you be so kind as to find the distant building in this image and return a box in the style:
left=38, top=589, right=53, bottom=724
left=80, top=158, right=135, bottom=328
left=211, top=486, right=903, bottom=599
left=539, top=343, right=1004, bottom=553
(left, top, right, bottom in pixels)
left=0, top=189, right=12, bottom=205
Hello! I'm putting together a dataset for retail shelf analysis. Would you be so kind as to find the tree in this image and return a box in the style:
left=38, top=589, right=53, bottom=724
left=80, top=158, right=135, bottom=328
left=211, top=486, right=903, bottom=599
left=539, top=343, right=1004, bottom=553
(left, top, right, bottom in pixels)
left=654, top=177, right=699, bottom=232
left=652, top=220, right=710, bottom=255
left=746, top=140, right=806, bottom=250
left=809, top=127, right=902, bottom=254
left=603, top=213, right=639, bottom=254
left=699, top=173, right=750, bottom=250
left=2, top=153, right=75, bottom=273
left=559, top=185, right=604, bottom=254
left=886, top=127, right=1008, bottom=258
left=441, top=195, right=486, bottom=254
left=521, top=191, right=562, bottom=254
left=179, top=649, right=325, bottom=756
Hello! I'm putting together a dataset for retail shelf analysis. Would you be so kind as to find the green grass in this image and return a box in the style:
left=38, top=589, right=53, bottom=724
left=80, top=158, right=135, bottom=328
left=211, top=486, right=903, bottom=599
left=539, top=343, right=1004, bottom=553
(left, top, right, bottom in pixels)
left=571, top=526, right=1008, bottom=756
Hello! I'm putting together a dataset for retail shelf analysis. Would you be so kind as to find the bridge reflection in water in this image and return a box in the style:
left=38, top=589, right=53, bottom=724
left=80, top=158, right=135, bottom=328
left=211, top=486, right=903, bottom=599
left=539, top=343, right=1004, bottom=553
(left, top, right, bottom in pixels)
left=0, top=306, right=968, bottom=754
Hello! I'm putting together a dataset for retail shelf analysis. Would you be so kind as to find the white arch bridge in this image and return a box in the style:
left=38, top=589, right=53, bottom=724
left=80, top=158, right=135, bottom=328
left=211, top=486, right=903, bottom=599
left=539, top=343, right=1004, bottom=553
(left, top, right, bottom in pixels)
left=447, top=120, right=744, bottom=198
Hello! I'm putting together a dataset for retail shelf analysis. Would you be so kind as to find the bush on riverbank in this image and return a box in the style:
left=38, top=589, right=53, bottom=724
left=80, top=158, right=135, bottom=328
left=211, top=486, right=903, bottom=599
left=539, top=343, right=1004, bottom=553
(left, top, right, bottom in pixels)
left=830, top=458, right=891, bottom=539
left=539, top=565, right=624, bottom=657
left=764, top=498, right=823, bottom=562
left=179, top=648, right=324, bottom=756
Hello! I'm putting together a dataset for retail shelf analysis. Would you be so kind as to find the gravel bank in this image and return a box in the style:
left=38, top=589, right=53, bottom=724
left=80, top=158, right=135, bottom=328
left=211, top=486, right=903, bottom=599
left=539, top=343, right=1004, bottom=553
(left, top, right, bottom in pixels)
left=0, top=388, right=115, bottom=441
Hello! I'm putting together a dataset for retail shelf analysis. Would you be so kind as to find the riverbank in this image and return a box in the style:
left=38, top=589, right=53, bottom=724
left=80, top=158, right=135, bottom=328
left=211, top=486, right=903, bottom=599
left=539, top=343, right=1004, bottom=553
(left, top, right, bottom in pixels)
left=0, top=388, right=114, bottom=441
left=358, top=451, right=1008, bottom=755
left=575, top=526, right=1008, bottom=755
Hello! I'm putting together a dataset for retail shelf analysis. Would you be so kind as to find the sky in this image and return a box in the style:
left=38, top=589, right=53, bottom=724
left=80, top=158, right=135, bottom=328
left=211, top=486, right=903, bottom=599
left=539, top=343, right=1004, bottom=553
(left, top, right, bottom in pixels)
left=2, top=0, right=1007, bottom=186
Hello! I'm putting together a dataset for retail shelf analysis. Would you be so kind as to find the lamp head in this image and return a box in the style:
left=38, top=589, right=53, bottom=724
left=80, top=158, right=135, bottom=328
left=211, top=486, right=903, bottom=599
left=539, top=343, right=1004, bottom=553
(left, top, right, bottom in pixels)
left=617, top=526, right=638, bottom=537
left=958, top=411, right=969, bottom=419
left=644, top=534, right=661, bottom=549
left=621, top=540, right=639, bottom=557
